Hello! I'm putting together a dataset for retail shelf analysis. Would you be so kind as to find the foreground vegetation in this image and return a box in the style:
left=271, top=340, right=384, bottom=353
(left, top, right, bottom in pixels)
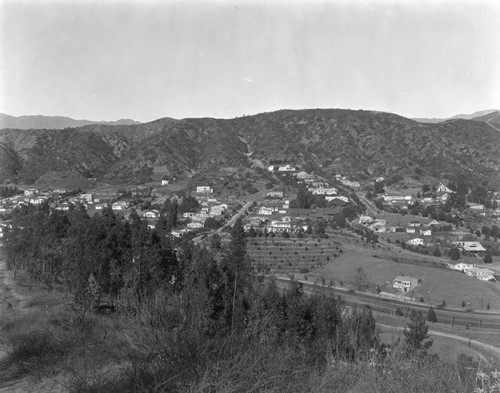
left=1, top=204, right=498, bottom=391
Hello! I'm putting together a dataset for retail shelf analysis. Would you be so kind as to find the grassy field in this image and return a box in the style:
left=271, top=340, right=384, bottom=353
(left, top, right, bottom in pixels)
left=308, top=250, right=500, bottom=310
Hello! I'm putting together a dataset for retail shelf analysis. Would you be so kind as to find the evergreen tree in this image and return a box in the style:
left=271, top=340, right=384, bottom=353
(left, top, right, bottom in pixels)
left=404, top=310, right=432, bottom=353
left=427, top=306, right=437, bottom=323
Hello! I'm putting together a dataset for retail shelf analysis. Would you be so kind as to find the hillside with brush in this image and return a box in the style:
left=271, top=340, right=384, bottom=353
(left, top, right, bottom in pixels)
left=1, top=109, right=500, bottom=187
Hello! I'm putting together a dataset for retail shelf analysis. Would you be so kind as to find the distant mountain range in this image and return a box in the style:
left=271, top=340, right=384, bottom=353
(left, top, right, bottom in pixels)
left=0, top=113, right=141, bottom=130
left=1, top=109, right=500, bottom=188
left=413, top=109, right=499, bottom=123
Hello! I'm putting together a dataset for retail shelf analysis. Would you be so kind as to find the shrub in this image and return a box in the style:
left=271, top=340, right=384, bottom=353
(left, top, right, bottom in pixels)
left=461, top=300, right=466, bottom=307
left=395, top=307, right=404, bottom=317
left=427, top=307, right=437, bottom=323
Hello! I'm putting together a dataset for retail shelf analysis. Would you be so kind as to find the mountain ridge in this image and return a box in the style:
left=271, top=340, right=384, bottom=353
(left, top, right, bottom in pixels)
left=0, top=113, right=141, bottom=130
left=1, top=108, right=499, bottom=188
left=413, top=109, right=498, bottom=123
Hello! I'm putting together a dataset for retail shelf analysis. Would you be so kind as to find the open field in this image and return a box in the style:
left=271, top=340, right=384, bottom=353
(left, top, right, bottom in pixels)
left=309, top=250, right=500, bottom=310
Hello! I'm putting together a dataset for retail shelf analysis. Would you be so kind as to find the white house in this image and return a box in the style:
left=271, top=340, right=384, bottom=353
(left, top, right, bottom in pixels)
left=451, top=263, right=474, bottom=272
left=196, top=186, right=213, bottom=194
left=143, top=210, right=160, bottom=219
left=80, top=193, right=93, bottom=203
left=464, top=267, right=495, bottom=281
left=359, top=215, right=374, bottom=225
left=182, top=212, right=196, bottom=219
left=408, top=238, right=424, bottom=246
left=341, top=179, right=360, bottom=188
left=421, top=229, right=432, bottom=236
left=24, top=188, right=39, bottom=196
left=265, top=191, right=284, bottom=199
left=325, top=196, right=349, bottom=203
left=312, top=187, right=337, bottom=196
left=161, top=179, right=169, bottom=186
left=112, top=201, right=130, bottom=210
left=393, top=276, right=419, bottom=292
left=258, top=206, right=275, bottom=215
left=278, top=164, right=295, bottom=172
left=437, top=184, right=453, bottom=194
left=187, top=221, right=204, bottom=229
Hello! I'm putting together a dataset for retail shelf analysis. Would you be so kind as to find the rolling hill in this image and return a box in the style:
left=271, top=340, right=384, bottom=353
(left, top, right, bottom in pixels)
left=1, top=109, right=499, bottom=188
left=0, top=113, right=141, bottom=130
left=413, top=109, right=498, bottom=123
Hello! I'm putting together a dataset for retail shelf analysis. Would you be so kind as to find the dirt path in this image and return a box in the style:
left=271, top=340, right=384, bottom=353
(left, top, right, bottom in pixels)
left=0, top=259, right=66, bottom=392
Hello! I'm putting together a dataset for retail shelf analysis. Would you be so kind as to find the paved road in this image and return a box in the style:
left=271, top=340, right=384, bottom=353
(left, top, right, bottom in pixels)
left=192, top=200, right=253, bottom=244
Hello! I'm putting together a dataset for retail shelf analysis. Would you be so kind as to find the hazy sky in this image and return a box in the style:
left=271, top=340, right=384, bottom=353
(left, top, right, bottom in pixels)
left=1, top=0, right=499, bottom=122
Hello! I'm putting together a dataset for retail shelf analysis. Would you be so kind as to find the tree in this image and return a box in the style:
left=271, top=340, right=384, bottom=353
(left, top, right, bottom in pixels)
left=426, top=306, right=437, bottom=323
left=448, top=247, right=460, bottom=261
left=354, top=267, right=368, bottom=292
left=432, top=246, right=442, bottom=257
left=404, top=309, right=432, bottom=353
left=483, top=251, right=493, bottom=264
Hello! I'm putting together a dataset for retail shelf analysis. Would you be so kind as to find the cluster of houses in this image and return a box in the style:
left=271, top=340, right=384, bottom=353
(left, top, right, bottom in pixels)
left=181, top=191, right=228, bottom=231
left=243, top=215, right=306, bottom=234
left=358, top=216, right=437, bottom=238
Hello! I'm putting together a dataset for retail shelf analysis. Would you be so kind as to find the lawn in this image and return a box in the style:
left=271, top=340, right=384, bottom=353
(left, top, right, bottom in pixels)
left=309, top=250, right=500, bottom=310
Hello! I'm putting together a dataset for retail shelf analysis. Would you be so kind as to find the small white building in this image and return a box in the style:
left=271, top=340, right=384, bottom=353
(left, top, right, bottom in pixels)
left=196, top=186, right=213, bottom=194
left=187, top=221, right=204, bottom=229
left=112, top=201, right=130, bottom=211
left=143, top=210, right=160, bottom=219
left=24, top=188, right=39, bottom=196
left=451, top=263, right=474, bottom=272
left=408, top=238, right=424, bottom=246
left=393, top=276, right=419, bottom=293
left=258, top=206, right=275, bottom=215
left=464, top=267, right=495, bottom=281
left=325, top=196, right=349, bottom=203
left=437, top=184, right=453, bottom=194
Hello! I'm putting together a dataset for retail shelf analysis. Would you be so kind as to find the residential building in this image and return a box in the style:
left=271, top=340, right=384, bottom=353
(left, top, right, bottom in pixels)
left=187, top=221, right=204, bottom=229
left=143, top=210, right=160, bottom=219
left=112, top=201, right=130, bottom=211
left=408, top=238, right=424, bottom=246
left=464, top=267, right=495, bottom=281
left=455, top=241, right=486, bottom=253
left=451, top=263, right=474, bottom=272
left=393, top=276, right=419, bottom=292
left=196, top=186, right=213, bottom=194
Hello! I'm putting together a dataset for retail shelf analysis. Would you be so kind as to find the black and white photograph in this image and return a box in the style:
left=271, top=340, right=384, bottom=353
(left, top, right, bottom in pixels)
left=1, top=0, right=500, bottom=391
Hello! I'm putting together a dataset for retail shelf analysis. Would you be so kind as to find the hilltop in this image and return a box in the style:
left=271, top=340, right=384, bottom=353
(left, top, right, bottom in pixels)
left=1, top=108, right=500, bottom=188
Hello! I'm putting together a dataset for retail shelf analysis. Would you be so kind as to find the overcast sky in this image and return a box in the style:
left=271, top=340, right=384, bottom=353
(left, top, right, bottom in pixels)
left=1, top=0, right=499, bottom=122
